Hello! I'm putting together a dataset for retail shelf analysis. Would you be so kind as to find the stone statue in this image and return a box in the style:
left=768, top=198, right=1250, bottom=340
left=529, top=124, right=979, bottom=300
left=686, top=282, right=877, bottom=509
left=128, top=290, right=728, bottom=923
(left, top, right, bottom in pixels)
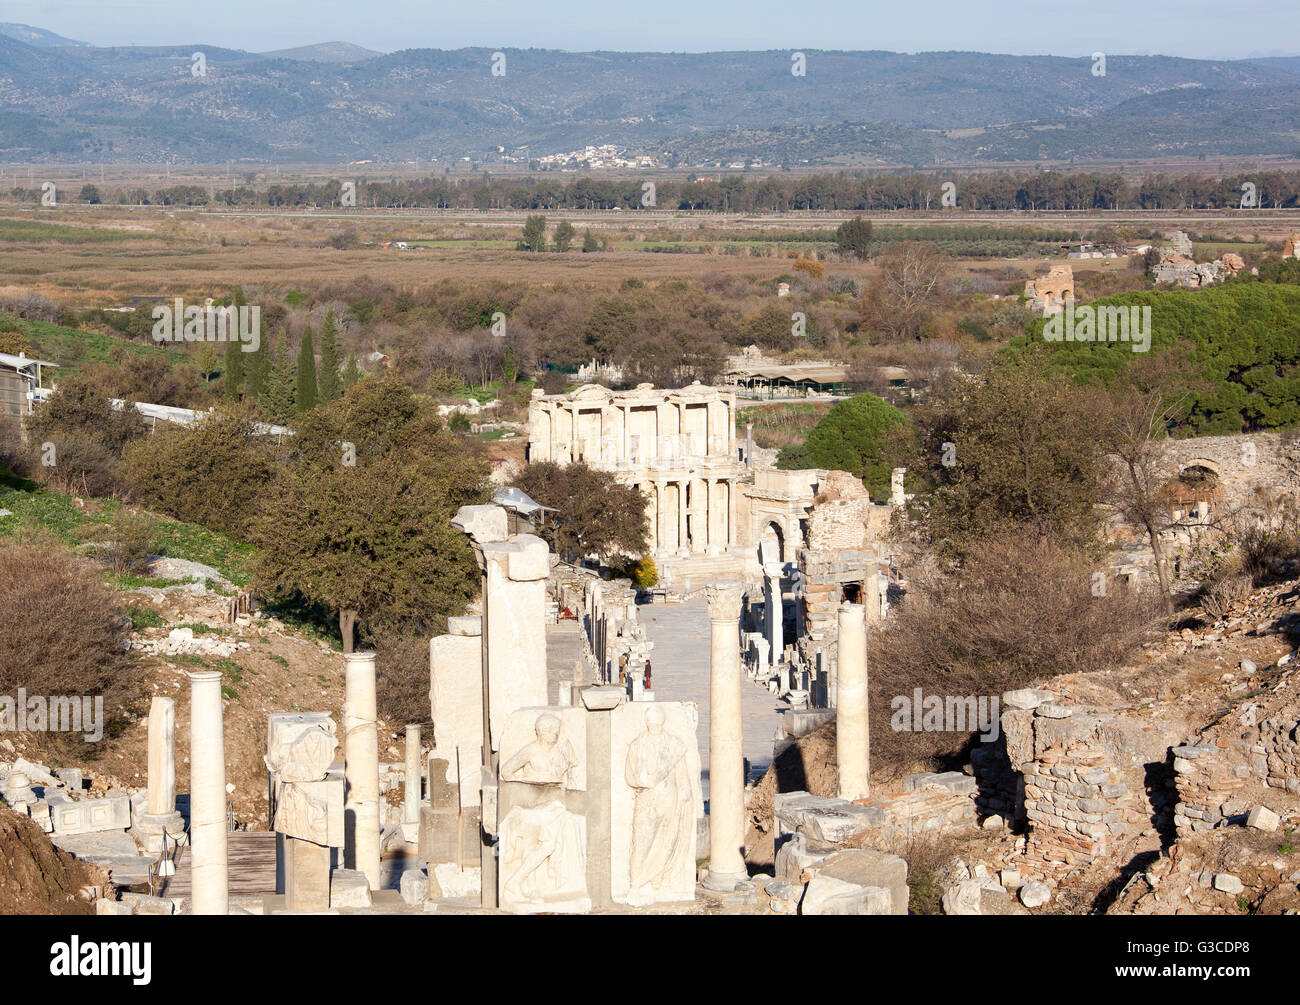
left=265, top=721, right=337, bottom=783
left=265, top=722, right=340, bottom=845
left=501, top=713, right=576, bottom=788
left=498, top=713, right=588, bottom=912
left=624, top=705, right=694, bottom=905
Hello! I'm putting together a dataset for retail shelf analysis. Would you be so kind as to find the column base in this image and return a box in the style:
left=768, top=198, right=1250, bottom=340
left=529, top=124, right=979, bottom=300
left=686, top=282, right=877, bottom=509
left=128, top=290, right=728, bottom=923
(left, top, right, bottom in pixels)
left=702, top=868, right=748, bottom=892
left=135, top=811, right=186, bottom=854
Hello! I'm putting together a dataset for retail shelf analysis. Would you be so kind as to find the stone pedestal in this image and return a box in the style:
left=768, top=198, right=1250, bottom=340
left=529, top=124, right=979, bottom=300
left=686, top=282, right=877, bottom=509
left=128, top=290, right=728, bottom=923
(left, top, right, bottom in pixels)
left=836, top=603, right=870, bottom=801
left=703, top=581, right=747, bottom=892
left=285, top=836, right=331, bottom=911
left=188, top=670, right=228, bottom=915
left=344, top=652, right=381, bottom=889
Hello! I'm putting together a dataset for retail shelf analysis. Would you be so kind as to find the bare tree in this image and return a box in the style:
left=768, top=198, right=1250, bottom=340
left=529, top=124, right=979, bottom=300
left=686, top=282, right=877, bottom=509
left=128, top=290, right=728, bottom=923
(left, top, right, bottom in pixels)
left=1099, top=354, right=1204, bottom=615
left=863, top=241, right=949, bottom=341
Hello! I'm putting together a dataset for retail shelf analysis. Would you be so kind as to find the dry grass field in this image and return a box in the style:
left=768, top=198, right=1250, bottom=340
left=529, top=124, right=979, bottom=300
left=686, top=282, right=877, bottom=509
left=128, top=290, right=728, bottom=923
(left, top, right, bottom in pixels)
left=1, top=200, right=1297, bottom=306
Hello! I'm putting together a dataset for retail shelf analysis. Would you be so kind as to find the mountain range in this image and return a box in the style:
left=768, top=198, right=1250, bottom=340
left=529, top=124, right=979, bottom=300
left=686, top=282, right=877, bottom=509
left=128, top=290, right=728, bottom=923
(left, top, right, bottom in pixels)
left=0, top=25, right=1297, bottom=167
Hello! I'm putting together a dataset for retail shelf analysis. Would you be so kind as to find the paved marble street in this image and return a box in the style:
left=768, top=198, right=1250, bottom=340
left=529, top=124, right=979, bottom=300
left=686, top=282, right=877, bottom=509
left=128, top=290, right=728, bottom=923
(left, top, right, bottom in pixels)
left=638, top=598, right=787, bottom=800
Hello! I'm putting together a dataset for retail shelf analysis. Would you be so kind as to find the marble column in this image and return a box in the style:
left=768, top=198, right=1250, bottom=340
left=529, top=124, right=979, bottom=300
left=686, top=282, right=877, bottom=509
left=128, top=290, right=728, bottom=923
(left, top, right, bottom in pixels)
left=836, top=603, right=870, bottom=800
left=403, top=723, right=422, bottom=832
left=703, top=580, right=747, bottom=891
left=653, top=481, right=664, bottom=553
left=138, top=696, right=183, bottom=852
left=344, top=652, right=381, bottom=889
left=764, top=564, right=784, bottom=667
left=189, top=670, right=228, bottom=915
left=705, top=477, right=717, bottom=553
left=677, top=478, right=688, bottom=554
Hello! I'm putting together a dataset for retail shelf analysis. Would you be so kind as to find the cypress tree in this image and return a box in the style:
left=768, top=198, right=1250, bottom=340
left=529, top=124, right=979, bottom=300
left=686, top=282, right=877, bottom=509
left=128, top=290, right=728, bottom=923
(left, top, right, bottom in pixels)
left=223, top=335, right=243, bottom=402
left=342, top=352, right=362, bottom=390
left=259, top=335, right=296, bottom=424
left=296, top=325, right=318, bottom=414
left=317, top=309, right=342, bottom=403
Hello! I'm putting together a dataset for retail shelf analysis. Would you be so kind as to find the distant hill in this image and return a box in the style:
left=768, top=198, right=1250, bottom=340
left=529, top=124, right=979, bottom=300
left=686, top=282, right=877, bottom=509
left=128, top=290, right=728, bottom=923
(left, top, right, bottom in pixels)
left=0, top=22, right=86, bottom=47
left=0, top=34, right=1298, bottom=165
left=259, top=41, right=383, bottom=63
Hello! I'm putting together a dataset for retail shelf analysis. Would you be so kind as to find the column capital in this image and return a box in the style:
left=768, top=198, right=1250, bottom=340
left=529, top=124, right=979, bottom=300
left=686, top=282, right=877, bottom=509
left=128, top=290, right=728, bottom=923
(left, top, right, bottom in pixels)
left=705, top=580, right=743, bottom=622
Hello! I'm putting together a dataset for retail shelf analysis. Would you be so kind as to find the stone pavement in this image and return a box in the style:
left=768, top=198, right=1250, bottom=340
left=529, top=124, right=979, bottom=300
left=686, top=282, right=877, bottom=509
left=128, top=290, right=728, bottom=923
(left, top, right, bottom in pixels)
left=639, top=599, right=786, bottom=800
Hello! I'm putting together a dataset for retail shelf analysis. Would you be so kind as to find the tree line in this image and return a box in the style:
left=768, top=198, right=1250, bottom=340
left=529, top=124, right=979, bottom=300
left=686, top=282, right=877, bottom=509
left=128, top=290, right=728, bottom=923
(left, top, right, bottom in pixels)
left=15, top=168, right=1300, bottom=212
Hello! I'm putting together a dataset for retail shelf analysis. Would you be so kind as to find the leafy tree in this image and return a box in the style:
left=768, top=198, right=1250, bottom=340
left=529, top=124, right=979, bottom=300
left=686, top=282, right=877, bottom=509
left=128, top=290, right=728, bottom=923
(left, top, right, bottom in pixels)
left=583, top=296, right=639, bottom=358
left=121, top=412, right=276, bottom=538
left=296, top=326, right=318, bottom=414
left=513, top=461, right=648, bottom=564
left=802, top=393, right=907, bottom=498
left=520, top=214, right=547, bottom=252
left=195, top=343, right=218, bottom=385
left=552, top=221, right=576, bottom=252
left=253, top=375, right=488, bottom=651
left=908, top=351, right=1107, bottom=557
left=24, top=372, right=147, bottom=495
left=581, top=230, right=600, bottom=253
left=317, top=309, right=343, bottom=404
left=835, top=216, right=873, bottom=258
left=0, top=329, right=32, bottom=356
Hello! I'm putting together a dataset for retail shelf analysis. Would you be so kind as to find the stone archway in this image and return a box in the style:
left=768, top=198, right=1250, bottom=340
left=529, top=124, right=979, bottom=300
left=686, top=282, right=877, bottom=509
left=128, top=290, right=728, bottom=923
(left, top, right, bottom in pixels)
left=758, top=521, right=784, bottom=566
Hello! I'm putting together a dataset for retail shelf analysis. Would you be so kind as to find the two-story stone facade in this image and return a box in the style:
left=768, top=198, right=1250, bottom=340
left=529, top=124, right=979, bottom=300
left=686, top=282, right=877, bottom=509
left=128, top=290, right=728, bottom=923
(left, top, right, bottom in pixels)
left=527, top=382, right=747, bottom=560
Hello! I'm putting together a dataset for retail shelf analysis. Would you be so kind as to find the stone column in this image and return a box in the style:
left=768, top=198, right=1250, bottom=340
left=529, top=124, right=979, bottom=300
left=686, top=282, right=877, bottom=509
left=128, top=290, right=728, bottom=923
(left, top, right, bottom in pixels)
left=677, top=478, right=688, bottom=554
left=836, top=603, right=870, bottom=800
left=138, top=696, right=183, bottom=852
left=653, top=481, right=663, bottom=553
left=189, top=670, right=228, bottom=915
left=765, top=563, right=784, bottom=667
left=403, top=723, right=422, bottom=834
left=705, top=477, right=717, bottom=553
left=865, top=556, right=882, bottom=627
left=726, top=479, right=736, bottom=550
left=344, top=652, right=381, bottom=889
left=704, top=581, right=747, bottom=891
left=745, top=423, right=754, bottom=466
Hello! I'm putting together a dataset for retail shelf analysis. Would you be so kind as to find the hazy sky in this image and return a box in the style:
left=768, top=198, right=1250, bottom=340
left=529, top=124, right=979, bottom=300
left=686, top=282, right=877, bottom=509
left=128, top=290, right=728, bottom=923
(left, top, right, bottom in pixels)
left=5, top=0, right=1297, bottom=59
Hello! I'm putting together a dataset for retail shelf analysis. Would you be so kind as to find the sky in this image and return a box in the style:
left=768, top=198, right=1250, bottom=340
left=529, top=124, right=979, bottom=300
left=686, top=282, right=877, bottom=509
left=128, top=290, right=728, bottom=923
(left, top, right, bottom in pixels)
left=3, top=0, right=1298, bottom=60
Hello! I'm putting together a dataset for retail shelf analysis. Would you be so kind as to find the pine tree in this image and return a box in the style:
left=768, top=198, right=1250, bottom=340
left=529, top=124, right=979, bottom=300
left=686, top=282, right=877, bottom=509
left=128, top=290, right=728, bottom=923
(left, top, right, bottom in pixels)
left=296, top=325, right=318, bottom=414
left=259, top=335, right=296, bottom=424
left=317, top=309, right=342, bottom=404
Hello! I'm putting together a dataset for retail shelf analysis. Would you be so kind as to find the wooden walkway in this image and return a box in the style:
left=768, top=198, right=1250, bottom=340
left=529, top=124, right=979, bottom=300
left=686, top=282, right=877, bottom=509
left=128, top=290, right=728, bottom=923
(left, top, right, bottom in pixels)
left=158, top=831, right=278, bottom=900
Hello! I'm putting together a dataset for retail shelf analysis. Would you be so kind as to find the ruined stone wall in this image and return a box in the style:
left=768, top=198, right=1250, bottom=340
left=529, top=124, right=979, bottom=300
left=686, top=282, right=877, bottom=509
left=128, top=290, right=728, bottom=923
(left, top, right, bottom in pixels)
left=999, top=688, right=1183, bottom=878
left=806, top=499, right=871, bottom=551
left=1173, top=695, right=1300, bottom=836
